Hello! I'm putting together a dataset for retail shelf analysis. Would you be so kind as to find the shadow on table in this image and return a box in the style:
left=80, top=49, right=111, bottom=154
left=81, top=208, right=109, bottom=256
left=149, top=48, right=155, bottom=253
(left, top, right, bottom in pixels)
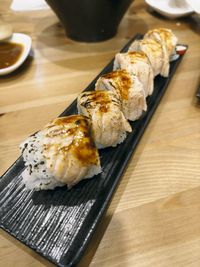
left=35, top=12, right=148, bottom=71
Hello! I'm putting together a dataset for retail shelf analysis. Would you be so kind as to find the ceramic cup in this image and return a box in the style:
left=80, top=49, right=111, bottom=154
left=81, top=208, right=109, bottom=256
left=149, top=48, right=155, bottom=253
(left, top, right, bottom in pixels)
left=45, top=0, right=133, bottom=42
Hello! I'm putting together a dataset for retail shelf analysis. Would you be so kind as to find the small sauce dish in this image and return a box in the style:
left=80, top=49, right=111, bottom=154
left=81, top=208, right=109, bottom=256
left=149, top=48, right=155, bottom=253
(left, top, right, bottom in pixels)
left=145, top=0, right=194, bottom=19
left=0, top=33, right=32, bottom=76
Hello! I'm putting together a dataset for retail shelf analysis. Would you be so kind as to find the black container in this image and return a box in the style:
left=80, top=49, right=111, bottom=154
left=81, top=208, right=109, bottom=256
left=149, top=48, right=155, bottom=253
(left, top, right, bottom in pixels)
left=45, top=0, right=133, bottom=42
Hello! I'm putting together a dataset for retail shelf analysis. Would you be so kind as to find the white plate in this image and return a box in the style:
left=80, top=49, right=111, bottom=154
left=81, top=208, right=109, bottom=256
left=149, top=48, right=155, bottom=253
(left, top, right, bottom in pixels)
left=0, top=33, right=32, bottom=76
left=145, top=0, right=194, bottom=19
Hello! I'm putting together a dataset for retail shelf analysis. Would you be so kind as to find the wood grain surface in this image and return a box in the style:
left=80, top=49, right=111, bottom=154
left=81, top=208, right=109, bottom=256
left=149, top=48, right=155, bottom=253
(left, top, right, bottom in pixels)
left=0, top=0, right=200, bottom=266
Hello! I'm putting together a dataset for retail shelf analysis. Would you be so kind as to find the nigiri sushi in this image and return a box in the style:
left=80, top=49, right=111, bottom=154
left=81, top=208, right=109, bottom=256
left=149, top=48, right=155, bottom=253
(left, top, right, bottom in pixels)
left=20, top=115, right=101, bottom=190
left=144, top=28, right=178, bottom=76
left=128, top=38, right=168, bottom=77
left=77, top=90, right=132, bottom=148
left=95, top=70, right=147, bottom=121
left=113, top=51, right=154, bottom=97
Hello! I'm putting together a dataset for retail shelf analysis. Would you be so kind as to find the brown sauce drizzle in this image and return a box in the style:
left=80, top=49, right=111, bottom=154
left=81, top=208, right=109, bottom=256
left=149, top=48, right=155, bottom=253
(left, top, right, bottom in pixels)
left=102, top=70, right=132, bottom=100
left=81, top=91, right=112, bottom=113
left=0, top=42, right=23, bottom=69
left=147, top=28, right=174, bottom=53
left=159, top=29, right=174, bottom=52
left=52, top=115, right=86, bottom=126
left=141, top=39, right=162, bottom=52
left=69, top=136, right=98, bottom=165
left=128, top=51, right=148, bottom=65
left=45, top=115, right=99, bottom=166
left=128, top=51, right=146, bottom=57
left=158, top=28, right=173, bottom=39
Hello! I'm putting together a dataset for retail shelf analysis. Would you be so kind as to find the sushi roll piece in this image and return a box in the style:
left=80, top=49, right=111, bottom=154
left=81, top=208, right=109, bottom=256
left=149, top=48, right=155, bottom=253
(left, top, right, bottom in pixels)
left=95, top=70, right=147, bottom=121
left=77, top=90, right=132, bottom=148
left=144, top=28, right=178, bottom=76
left=114, top=51, right=154, bottom=97
left=128, top=38, right=168, bottom=77
left=20, top=115, right=101, bottom=190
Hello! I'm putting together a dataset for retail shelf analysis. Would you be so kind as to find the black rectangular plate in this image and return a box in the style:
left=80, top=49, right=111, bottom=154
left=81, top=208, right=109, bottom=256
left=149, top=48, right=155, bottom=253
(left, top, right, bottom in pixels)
left=0, top=34, right=187, bottom=267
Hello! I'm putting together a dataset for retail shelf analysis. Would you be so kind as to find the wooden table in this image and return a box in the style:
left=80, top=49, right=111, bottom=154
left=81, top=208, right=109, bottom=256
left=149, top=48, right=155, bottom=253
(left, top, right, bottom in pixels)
left=0, top=1, right=200, bottom=266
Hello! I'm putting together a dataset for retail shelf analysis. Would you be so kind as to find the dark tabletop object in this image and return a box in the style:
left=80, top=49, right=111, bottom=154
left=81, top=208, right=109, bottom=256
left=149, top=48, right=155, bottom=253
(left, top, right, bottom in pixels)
left=45, top=0, right=133, bottom=42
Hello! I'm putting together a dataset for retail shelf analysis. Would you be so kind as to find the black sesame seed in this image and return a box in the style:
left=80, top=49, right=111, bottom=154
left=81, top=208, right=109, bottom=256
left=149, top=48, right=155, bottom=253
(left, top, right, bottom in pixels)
left=75, top=120, right=81, bottom=125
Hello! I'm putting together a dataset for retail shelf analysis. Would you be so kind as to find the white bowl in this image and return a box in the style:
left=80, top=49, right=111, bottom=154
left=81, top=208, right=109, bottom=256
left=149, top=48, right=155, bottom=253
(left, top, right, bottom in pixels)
left=145, top=0, right=194, bottom=19
left=0, top=33, right=32, bottom=76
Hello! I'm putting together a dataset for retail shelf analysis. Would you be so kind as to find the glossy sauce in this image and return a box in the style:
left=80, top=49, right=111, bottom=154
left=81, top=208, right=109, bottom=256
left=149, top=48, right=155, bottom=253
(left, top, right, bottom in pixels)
left=45, top=115, right=99, bottom=166
left=128, top=51, right=148, bottom=62
left=80, top=91, right=113, bottom=113
left=102, top=70, right=132, bottom=100
left=0, top=42, right=23, bottom=69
